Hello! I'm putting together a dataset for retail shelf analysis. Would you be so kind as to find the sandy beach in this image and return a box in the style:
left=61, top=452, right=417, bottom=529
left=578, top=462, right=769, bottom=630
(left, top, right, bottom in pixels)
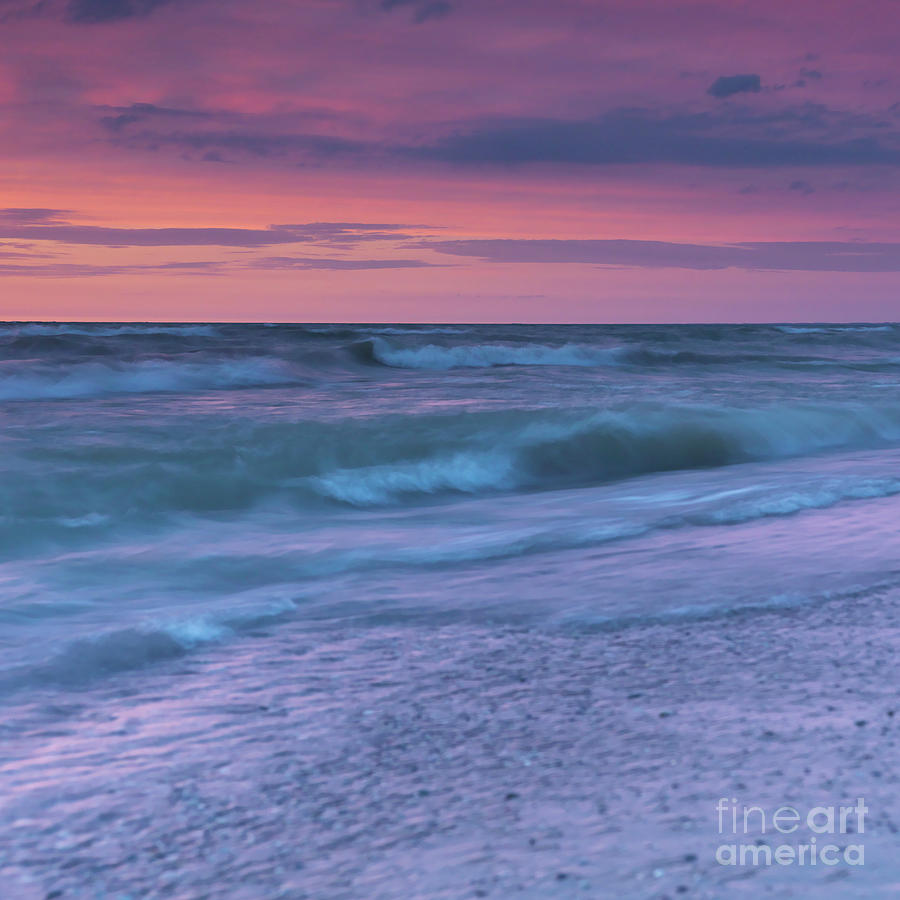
left=3, top=577, right=899, bottom=898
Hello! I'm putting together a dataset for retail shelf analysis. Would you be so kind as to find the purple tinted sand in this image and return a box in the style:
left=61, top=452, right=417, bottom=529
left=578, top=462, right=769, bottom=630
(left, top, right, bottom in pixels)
left=2, top=587, right=899, bottom=898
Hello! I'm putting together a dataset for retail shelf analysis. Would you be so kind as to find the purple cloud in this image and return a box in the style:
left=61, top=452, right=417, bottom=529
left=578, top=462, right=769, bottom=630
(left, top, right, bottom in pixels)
left=419, top=239, right=900, bottom=272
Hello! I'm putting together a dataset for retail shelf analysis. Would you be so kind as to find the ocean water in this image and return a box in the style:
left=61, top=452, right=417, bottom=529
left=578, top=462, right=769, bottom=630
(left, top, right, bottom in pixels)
left=4, top=322, right=900, bottom=897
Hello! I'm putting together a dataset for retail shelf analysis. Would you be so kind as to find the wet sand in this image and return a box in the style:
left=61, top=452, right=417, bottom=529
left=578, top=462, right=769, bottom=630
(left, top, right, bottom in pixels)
left=3, top=585, right=899, bottom=899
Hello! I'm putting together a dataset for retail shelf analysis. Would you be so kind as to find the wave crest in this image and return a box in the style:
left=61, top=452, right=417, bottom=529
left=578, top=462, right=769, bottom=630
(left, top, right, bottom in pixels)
left=8, top=402, right=900, bottom=518
left=309, top=403, right=900, bottom=504
left=368, top=338, right=623, bottom=369
left=0, top=601, right=296, bottom=693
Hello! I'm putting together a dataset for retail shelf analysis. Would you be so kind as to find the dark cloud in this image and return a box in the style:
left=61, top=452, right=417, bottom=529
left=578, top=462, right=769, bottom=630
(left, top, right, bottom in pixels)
left=113, top=128, right=368, bottom=161
left=0, top=217, right=437, bottom=275
left=0, top=220, right=427, bottom=248
left=380, top=0, right=453, bottom=24
left=0, top=208, right=70, bottom=224
left=272, top=222, right=421, bottom=233
left=65, top=0, right=175, bottom=24
left=1, top=0, right=177, bottom=21
left=95, top=99, right=900, bottom=174
left=0, top=0, right=49, bottom=22
left=0, top=225, right=306, bottom=247
left=0, top=243, right=56, bottom=259
left=269, top=222, right=426, bottom=245
left=251, top=256, right=435, bottom=270
left=99, top=102, right=212, bottom=132
left=408, top=106, right=900, bottom=168
left=794, top=68, right=824, bottom=88
left=417, top=238, right=900, bottom=272
left=97, top=104, right=362, bottom=164
left=0, top=260, right=223, bottom=277
left=0, top=255, right=434, bottom=276
left=788, top=179, right=815, bottom=195
left=707, top=74, right=762, bottom=98
left=413, top=1, right=451, bottom=23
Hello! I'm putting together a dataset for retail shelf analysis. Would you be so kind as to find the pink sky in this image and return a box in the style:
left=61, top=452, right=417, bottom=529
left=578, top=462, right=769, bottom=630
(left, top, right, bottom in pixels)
left=1, top=0, right=899, bottom=321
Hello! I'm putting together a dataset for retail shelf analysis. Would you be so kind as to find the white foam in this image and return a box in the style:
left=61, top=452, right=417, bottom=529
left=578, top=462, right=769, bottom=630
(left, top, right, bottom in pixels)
left=370, top=338, right=622, bottom=369
left=306, top=403, right=900, bottom=505
left=704, top=478, right=900, bottom=524
left=310, top=451, right=517, bottom=505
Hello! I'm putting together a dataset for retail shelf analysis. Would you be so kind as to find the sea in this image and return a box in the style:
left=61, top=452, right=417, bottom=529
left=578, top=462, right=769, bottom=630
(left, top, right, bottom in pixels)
left=2, top=321, right=900, bottom=897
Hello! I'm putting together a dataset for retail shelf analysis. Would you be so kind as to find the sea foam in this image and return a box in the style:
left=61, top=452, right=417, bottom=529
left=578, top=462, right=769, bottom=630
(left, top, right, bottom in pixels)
left=368, top=338, right=623, bottom=369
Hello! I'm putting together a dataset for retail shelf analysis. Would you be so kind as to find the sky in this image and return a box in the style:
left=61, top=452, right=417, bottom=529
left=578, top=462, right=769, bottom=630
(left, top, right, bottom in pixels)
left=1, top=0, right=899, bottom=321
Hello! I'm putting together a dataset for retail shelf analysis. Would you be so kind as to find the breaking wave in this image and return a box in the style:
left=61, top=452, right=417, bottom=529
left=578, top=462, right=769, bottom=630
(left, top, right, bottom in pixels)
left=363, top=339, right=880, bottom=371
left=7, top=402, right=900, bottom=521
left=367, top=338, right=623, bottom=369
left=0, top=600, right=297, bottom=693
left=308, top=402, right=900, bottom=504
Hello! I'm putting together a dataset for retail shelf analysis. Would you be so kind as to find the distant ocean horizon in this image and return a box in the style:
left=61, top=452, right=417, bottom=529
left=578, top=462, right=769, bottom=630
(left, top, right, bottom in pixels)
left=5, top=318, right=899, bottom=325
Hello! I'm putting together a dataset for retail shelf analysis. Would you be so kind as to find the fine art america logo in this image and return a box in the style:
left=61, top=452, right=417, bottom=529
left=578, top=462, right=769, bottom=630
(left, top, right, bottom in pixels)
left=715, top=798, right=867, bottom=867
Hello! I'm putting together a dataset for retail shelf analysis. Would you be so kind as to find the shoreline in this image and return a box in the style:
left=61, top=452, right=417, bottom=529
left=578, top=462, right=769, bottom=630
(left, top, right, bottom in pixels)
left=3, top=585, right=899, bottom=897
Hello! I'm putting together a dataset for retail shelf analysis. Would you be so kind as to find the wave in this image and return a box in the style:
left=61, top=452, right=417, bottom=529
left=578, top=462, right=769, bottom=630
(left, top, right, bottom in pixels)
left=688, top=476, right=900, bottom=525
left=6, top=402, right=900, bottom=524
left=0, top=357, right=300, bottom=401
left=364, top=338, right=869, bottom=371
left=6, top=467, right=900, bottom=692
left=277, top=474, right=900, bottom=575
left=365, top=326, right=469, bottom=335
left=620, top=347, right=900, bottom=371
left=6, top=326, right=899, bottom=386
left=308, top=403, right=900, bottom=504
left=775, top=324, right=894, bottom=335
left=0, top=600, right=296, bottom=693
left=618, top=347, right=793, bottom=367
left=776, top=325, right=829, bottom=334
left=301, top=325, right=469, bottom=338
left=368, top=337, right=623, bottom=369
